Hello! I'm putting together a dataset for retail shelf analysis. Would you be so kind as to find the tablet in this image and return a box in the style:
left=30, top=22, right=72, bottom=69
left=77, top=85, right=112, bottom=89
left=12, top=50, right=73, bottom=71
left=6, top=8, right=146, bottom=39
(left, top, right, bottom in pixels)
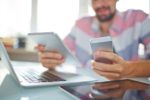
left=60, top=79, right=150, bottom=100
left=28, top=32, right=81, bottom=67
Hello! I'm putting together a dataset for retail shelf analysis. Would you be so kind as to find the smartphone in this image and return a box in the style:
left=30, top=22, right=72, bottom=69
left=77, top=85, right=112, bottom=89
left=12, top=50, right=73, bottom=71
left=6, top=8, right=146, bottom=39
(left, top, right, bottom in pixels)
left=90, top=36, right=113, bottom=64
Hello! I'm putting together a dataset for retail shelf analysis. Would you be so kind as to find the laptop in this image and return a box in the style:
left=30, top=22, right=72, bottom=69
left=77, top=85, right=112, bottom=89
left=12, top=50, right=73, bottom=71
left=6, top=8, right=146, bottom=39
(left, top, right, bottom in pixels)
left=0, top=41, right=96, bottom=87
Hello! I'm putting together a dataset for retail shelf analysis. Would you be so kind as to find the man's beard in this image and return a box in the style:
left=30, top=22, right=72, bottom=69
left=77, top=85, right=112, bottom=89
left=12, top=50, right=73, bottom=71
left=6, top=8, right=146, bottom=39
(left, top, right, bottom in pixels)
left=95, top=7, right=116, bottom=22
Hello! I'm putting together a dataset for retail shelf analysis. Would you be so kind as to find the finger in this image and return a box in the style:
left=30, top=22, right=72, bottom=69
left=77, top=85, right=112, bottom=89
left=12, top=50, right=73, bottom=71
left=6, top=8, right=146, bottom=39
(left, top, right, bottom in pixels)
left=40, top=58, right=64, bottom=65
left=41, top=52, right=63, bottom=60
left=94, top=51, right=124, bottom=63
left=42, top=63, right=59, bottom=69
left=92, top=61, right=123, bottom=73
left=34, top=44, right=45, bottom=52
left=94, top=70, right=121, bottom=79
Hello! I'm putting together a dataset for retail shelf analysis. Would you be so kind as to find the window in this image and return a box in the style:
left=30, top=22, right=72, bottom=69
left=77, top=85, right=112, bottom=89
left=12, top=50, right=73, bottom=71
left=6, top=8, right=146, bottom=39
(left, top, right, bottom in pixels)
left=0, top=0, right=79, bottom=39
left=37, top=0, right=79, bottom=38
left=0, top=0, right=31, bottom=37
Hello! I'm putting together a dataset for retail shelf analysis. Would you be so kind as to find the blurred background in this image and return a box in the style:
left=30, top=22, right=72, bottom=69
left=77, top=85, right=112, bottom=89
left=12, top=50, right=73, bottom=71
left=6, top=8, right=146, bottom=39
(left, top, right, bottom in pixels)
left=0, top=0, right=149, bottom=61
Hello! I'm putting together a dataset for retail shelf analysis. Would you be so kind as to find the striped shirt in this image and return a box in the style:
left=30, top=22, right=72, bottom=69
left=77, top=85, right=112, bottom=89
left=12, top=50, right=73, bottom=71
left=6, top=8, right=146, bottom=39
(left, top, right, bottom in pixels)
left=64, top=10, right=150, bottom=66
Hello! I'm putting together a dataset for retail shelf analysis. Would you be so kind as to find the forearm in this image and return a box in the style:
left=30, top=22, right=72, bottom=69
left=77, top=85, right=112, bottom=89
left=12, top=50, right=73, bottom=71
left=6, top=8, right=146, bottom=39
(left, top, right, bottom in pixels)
left=126, top=60, right=150, bottom=77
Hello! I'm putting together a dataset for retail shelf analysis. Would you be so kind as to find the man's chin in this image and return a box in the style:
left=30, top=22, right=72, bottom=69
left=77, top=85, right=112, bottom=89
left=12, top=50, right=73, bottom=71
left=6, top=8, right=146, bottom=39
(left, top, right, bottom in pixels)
left=97, top=16, right=112, bottom=22
left=96, top=14, right=115, bottom=22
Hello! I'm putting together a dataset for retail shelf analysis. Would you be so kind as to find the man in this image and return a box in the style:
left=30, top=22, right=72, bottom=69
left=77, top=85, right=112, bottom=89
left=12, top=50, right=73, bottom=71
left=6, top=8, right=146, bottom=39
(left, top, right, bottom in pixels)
left=36, top=0, right=150, bottom=80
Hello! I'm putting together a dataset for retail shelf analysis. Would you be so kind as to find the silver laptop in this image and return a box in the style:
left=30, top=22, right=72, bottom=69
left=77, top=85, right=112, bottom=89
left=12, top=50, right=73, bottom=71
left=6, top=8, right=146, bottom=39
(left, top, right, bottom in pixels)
left=0, top=41, right=96, bottom=87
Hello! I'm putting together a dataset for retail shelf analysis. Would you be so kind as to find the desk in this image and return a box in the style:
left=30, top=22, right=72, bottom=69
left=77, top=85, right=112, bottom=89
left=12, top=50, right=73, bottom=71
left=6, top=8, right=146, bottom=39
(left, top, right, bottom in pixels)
left=0, top=61, right=150, bottom=100
left=0, top=61, right=74, bottom=100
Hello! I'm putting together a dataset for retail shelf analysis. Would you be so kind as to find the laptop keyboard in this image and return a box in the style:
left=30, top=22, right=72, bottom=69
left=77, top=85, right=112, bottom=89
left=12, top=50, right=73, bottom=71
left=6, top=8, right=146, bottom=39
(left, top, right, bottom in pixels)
left=18, top=69, right=65, bottom=83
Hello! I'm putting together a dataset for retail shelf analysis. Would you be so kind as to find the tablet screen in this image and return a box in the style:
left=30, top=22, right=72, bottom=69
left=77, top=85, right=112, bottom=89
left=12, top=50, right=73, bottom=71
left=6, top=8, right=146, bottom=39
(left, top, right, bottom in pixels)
left=61, top=80, right=150, bottom=100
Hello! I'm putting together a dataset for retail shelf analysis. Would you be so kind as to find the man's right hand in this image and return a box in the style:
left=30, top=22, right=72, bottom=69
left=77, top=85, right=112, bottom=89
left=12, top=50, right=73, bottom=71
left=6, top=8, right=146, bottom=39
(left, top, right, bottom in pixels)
left=35, top=44, right=64, bottom=69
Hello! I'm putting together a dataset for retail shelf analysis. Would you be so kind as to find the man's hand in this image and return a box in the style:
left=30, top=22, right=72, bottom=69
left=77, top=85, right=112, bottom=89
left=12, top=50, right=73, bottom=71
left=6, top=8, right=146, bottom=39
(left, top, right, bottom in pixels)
left=35, top=44, right=64, bottom=69
left=92, top=50, right=134, bottom=80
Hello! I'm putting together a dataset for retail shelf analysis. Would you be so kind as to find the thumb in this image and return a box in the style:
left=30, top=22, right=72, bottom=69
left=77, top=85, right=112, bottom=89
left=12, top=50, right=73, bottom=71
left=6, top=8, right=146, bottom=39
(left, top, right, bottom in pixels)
left=94, top=51, right=124, bottom=63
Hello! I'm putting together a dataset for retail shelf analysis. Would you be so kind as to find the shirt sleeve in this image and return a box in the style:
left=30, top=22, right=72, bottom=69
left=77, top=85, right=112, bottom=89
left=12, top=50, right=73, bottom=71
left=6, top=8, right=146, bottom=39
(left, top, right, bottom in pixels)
left=64, top=25, right=77, bottom=55
left=140, top=16, right=150, bottom=59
